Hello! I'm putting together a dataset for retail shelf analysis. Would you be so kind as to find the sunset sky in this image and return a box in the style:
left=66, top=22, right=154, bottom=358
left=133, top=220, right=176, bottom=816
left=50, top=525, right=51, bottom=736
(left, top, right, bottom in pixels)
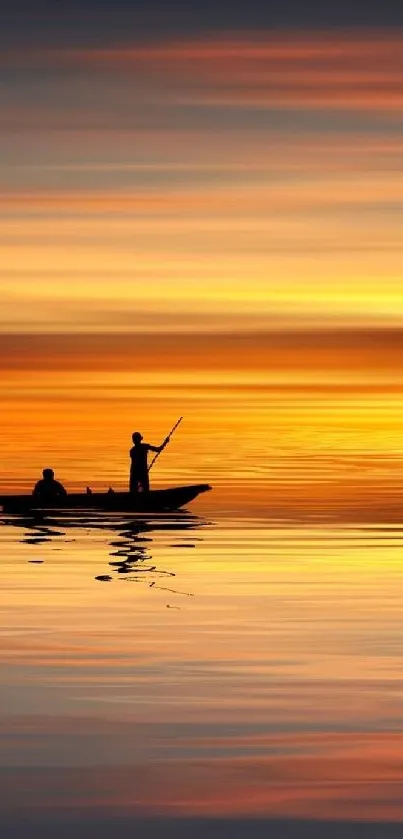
left=1, top=1, right=403, bottom=494
left=4, top=7, right=403, bottom=830
left=2, top=1, right=403, bottom=335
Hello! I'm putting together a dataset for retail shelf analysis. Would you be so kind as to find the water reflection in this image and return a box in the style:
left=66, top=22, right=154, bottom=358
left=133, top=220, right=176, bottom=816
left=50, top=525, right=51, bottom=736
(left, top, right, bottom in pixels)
left=0, top=510, right=207, bottom=594
left=3, top=513, right=403, bottom=826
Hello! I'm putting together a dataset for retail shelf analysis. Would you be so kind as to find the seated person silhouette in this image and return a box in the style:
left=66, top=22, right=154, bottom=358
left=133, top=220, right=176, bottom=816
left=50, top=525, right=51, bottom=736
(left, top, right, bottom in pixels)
left=32, top=469, right=67, bottom=504
left=130, top=431, right=168, bottom=493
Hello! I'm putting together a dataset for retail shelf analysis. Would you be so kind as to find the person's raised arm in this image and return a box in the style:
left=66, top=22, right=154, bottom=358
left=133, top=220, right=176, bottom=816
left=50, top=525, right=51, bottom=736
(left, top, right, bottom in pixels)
left=148, top=437, right=170, bottom=454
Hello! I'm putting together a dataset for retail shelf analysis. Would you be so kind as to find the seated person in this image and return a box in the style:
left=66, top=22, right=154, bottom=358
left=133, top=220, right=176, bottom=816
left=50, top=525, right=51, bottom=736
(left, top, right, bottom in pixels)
left=32, top=468, right=67, bottom=504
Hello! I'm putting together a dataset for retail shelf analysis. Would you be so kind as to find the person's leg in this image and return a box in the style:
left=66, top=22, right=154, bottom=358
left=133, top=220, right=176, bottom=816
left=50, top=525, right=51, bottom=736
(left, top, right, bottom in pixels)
left=141, top=472, right=150, bottom=492
left=130, top=472, right=139, bottom=493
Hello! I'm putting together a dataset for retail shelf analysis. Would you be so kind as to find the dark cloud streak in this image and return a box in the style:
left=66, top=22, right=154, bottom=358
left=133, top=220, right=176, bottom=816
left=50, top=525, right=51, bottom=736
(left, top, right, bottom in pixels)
left=2, top=1, right=403, bottom=49
left=2, top=330, right=403, bottom=372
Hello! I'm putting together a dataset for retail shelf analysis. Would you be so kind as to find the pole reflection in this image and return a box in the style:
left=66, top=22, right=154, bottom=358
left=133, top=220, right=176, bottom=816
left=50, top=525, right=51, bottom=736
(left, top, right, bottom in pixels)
left=0, top=510, right=207, bottom=596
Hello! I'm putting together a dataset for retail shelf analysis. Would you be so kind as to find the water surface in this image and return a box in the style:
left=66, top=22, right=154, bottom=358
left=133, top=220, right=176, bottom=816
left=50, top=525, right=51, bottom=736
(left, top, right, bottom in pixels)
left=2, top=503, right=403, bottom=831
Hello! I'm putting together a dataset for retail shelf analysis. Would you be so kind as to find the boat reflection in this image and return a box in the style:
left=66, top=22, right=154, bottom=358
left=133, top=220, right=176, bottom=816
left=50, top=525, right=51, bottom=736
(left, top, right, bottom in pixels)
left=0, top=510, right=207, bottom=595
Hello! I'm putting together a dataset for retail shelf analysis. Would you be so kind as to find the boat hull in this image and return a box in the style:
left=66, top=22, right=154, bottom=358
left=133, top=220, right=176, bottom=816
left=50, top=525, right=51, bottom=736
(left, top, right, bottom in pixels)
left=0, top=484, right=211, bottom=513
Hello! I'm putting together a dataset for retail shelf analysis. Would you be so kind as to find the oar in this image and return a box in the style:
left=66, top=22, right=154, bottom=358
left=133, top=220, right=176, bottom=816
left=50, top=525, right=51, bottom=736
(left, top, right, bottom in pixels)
left=148, top=416, right=183, bottom=473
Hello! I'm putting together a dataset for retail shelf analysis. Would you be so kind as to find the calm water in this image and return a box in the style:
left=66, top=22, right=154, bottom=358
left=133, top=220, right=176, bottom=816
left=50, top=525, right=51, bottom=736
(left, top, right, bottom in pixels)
left=2, top=379, right=403, bottom=835
left=3, top=498, right=403, bottom=834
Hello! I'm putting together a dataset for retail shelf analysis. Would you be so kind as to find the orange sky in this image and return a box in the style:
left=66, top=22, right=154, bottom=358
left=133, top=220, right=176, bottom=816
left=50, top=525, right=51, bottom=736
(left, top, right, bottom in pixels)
left=3, top=11, right=403, bottom=832
left=1, top=30, right=403, bottom=336
left=1, top=29, right=403, bottom=498
left=2, top=330, right=403, bottom=375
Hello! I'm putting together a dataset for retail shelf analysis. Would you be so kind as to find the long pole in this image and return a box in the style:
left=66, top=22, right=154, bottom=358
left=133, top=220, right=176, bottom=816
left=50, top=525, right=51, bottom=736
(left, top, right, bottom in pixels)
left=148, top=416, right=183, bottom=473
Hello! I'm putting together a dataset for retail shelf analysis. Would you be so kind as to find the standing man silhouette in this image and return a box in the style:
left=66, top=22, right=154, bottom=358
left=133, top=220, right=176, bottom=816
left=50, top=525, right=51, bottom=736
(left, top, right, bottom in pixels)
left=129, top=432, right=168, bottom=493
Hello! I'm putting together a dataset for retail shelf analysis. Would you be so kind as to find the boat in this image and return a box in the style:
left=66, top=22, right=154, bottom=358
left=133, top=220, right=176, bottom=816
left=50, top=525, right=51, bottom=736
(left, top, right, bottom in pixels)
left=0, top=484, right=211, bottom=514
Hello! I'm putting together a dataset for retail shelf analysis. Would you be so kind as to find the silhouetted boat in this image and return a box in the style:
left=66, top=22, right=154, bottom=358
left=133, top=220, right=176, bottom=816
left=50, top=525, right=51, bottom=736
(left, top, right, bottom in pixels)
left=0, top=484, right=211, bottom=513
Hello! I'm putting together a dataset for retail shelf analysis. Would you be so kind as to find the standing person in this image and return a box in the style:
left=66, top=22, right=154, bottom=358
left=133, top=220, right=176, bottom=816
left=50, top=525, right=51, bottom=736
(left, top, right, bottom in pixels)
left=129, top=432, right=168, bottom=493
